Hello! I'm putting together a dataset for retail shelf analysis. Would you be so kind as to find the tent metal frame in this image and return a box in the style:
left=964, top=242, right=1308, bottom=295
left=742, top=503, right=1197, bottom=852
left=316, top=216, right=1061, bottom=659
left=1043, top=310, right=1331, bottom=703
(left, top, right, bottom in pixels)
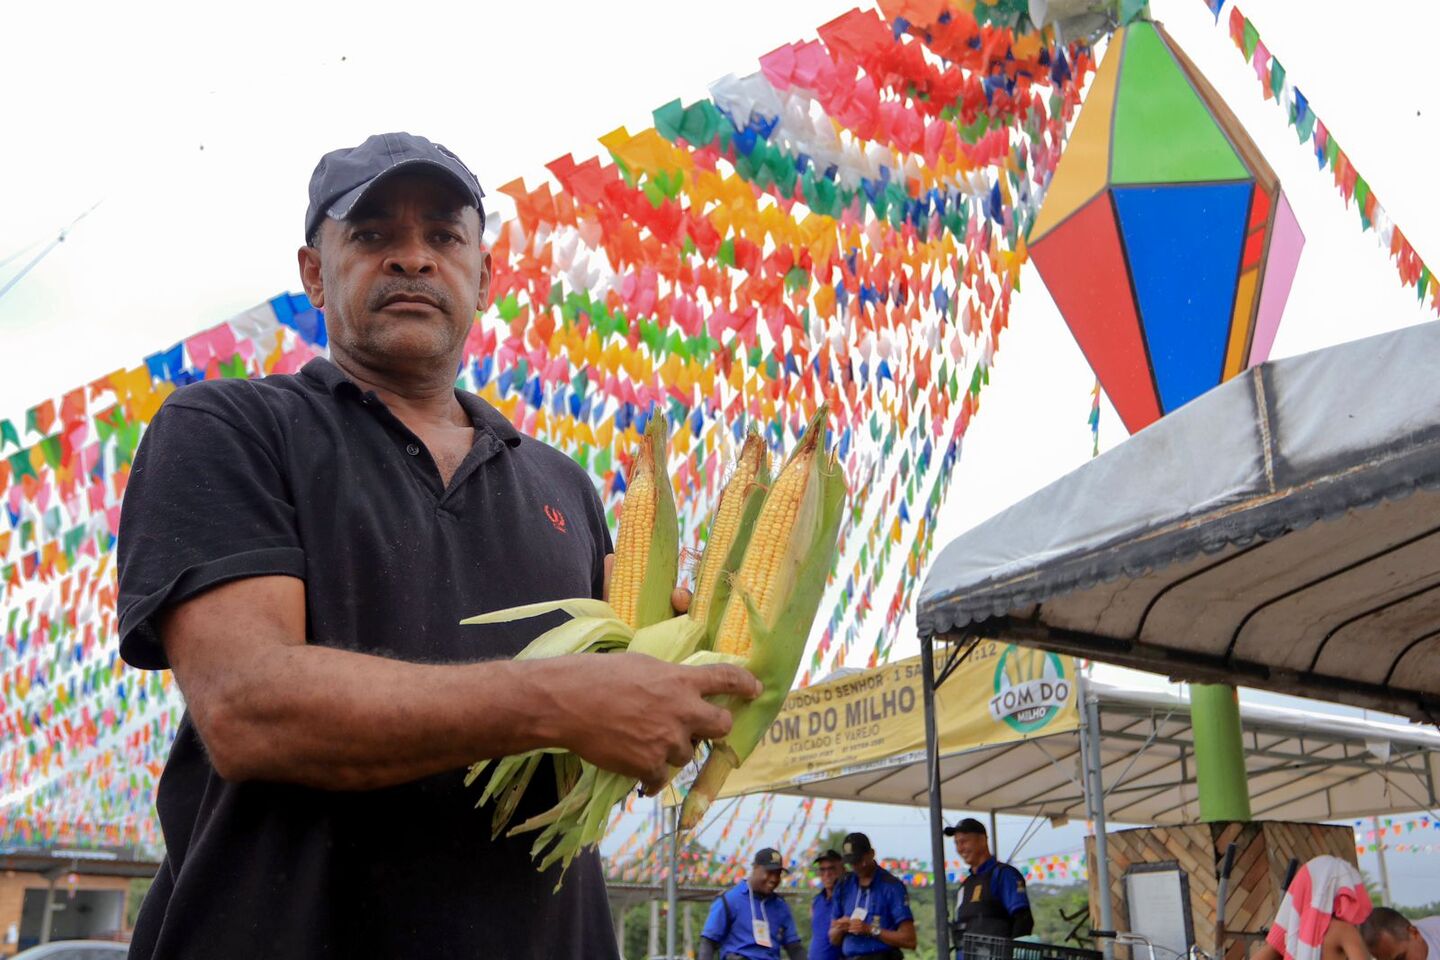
left=917, top=632, right=1440, bottom=959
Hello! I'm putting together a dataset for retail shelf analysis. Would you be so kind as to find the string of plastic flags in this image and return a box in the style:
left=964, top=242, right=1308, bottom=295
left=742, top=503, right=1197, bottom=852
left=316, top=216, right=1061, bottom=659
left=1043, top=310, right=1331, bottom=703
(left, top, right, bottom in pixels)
left=1206, top=0, right=1438, bottom=314
left=0, top=4, right=1093, bottom=847
left=1354, top=814, right=1439, bottom=855
left=1088, top=378, right=1100, bottom=457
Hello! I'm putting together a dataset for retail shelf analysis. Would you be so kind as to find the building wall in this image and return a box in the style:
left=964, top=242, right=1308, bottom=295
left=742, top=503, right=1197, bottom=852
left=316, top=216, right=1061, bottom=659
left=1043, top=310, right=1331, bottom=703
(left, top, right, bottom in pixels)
left=0, top=871, right=133, bottom=956
left=1084, top=821, right=1358, bottom=960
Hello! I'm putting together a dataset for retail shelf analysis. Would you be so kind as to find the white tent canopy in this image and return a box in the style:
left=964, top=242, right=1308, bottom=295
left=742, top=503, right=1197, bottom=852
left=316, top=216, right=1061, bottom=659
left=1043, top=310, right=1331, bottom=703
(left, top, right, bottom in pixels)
left=917, top=323, right=1440, bottom=723
left=757, top=674, right=1440, bottom=824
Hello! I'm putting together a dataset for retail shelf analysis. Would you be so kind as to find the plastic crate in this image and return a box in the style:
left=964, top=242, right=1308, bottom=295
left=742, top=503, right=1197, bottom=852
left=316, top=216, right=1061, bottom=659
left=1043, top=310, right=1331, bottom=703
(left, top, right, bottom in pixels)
left=961, top=934, right=1103, bottom=960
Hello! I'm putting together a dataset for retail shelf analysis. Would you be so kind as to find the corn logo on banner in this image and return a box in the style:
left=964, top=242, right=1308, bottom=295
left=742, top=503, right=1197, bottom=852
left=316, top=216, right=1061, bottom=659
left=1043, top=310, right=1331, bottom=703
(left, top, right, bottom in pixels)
left=990, top=644, right=1072, bottom=734
left=719, top=641, right=1078, bottom=796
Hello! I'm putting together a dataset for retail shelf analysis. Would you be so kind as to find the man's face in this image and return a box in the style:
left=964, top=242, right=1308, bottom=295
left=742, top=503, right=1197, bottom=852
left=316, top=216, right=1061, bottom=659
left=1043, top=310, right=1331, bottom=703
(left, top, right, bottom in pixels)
left=817, top=859, right=842, bottom=892
left=299, top=170, right=490, bottom=374
left=848, top=850, right=876, bottom=875
left=953, top=831, right=990, bottom=868
left=749, top=865, right=782, bottom=895
left=1371, top=928, right=1424, bottom=960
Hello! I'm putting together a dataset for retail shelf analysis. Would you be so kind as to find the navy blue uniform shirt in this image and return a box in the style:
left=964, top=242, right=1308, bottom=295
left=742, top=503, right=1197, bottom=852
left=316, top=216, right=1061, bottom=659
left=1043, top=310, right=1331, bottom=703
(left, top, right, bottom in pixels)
left=833, top=867, right=914, bottom=956
left=702, top=881, right=802, bottom=959
left=810, top=886, right=843, bottom=960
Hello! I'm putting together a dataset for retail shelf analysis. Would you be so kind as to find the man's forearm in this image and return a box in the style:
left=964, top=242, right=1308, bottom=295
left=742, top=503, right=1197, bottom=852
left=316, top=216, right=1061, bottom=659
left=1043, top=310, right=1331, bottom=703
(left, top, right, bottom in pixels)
left=880, top=922, right=918, bottom=950
left=194, top=640, right=568, bottom=789
left=1012, top=907, right=1035, bottom=937
left=164, top=570, right=758, bottom=794
left=697, top=937, right=719, bottom=960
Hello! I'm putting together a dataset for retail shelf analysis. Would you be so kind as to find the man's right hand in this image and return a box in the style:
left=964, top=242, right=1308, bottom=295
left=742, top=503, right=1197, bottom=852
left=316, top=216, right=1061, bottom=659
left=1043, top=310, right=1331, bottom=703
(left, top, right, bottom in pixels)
left=530, top=652, right=762, bottom=794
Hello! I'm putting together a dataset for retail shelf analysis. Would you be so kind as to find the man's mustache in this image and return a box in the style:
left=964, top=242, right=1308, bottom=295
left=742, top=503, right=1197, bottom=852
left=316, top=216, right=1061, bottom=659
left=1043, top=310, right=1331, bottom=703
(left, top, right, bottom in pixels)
left=369, top=280, right=452, bottom=313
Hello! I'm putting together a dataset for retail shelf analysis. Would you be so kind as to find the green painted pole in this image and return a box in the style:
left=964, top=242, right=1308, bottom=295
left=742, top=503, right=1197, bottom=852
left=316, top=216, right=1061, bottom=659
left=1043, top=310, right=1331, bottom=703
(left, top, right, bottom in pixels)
left=1191, top=683, right=1252, bottom=822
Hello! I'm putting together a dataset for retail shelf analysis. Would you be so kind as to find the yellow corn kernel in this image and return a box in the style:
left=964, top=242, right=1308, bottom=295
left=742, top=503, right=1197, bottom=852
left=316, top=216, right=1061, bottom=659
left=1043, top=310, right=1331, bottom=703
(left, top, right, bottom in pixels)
left=715, top=446, right=813, bottom=657
left=610, top=451, right=656, bottom=629
left=690, top=435, right=768, bottom=627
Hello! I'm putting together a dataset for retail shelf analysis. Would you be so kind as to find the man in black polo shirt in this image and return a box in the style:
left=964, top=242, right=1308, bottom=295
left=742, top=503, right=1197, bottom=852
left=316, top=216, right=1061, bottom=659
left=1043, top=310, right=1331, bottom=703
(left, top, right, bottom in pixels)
left=115, top=132, right=761, bottom=959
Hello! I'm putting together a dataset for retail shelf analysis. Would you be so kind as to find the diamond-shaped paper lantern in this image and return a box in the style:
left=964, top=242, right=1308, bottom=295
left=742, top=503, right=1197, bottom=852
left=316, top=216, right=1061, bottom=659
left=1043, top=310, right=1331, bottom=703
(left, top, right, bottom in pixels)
left=1030, top=21, right=1305, bottom=434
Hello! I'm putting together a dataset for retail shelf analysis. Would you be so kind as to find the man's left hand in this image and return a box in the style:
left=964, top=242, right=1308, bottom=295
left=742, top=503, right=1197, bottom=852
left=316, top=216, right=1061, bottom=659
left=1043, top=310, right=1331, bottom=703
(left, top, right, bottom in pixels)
left=846, top=919, right=873, bottom=937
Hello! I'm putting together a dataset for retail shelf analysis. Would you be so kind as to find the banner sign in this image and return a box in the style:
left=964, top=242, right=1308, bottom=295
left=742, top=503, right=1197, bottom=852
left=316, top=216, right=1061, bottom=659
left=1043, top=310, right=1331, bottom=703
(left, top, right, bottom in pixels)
left=722, top=641, right=1079, bottom=796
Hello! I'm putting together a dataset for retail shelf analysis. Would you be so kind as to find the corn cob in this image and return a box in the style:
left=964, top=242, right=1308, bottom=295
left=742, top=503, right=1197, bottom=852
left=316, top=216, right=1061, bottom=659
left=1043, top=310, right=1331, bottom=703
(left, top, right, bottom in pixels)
left=609, top=414, right=679, bottom=630
left=680, top=408, right=846, bottom=830
left=713, top=429, right=818, bottom=659
left=689, top=431, right=768, bottom=633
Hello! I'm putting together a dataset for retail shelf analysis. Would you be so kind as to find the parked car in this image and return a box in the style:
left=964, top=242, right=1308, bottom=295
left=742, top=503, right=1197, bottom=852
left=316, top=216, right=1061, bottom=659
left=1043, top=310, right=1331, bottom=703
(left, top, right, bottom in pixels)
left=12, top=941, right=128, bottom=959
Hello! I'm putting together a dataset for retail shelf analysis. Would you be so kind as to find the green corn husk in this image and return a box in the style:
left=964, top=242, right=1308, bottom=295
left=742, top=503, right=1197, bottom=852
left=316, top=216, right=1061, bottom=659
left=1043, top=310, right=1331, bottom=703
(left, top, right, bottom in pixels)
left=461, top=607, right=634, bottom=833
left=508, top=648, right=749, bottom=886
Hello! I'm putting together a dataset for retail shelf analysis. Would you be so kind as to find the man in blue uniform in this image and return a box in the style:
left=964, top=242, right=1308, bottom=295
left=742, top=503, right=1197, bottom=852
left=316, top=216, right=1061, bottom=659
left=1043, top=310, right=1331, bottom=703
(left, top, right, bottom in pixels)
left=828, top=832, right=917, bottom=958
left=810, top=849, right=844, bottom=960
left=946, top=818, right=1033, bottom=957
left=700, top=847, right=806, bottom=960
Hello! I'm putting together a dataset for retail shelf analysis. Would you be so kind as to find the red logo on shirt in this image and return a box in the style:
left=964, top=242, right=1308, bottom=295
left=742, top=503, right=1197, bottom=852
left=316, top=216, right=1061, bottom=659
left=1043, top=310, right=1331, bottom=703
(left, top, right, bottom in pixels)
left=544, top=504, right=567, bottom=533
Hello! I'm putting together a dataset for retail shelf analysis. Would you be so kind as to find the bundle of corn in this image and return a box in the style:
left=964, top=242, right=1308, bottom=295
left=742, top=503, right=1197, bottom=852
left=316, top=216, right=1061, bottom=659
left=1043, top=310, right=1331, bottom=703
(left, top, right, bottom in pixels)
left=460, top=413, right=682, bottom=834
left=461, top=407, right=846, bottom=881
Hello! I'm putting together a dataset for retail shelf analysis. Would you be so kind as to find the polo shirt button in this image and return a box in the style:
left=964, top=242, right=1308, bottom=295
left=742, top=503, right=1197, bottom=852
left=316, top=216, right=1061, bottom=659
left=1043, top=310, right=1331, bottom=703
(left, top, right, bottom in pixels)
left=406, top=443, right=421, bottom=456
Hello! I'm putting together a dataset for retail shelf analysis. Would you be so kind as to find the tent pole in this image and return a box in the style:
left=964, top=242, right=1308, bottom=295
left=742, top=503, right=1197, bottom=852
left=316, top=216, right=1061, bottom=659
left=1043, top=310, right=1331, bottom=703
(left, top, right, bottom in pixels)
left=1372, top=815, right=1393, bottom=906
left=1082, top=675, right=1114, bottom=960
left=38, top=873, right=57, bottom=945
left=666, top=802, right=679, bottom=958
left=923, top=632, right=952, bottom=960
left=1191, top=684, right=1252, bottom=821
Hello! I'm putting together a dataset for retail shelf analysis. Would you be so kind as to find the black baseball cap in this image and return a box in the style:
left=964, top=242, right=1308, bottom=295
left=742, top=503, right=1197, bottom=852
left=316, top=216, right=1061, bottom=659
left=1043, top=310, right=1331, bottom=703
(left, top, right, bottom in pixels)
left=813, top=849, right=843, bottom=864
left=943, top=817, right=987, bottom=837
left=753, top=848, right=788, bottom=872
left=304, top=132, right=487, bottom=245
left=841, top=833, right=873, bottom=864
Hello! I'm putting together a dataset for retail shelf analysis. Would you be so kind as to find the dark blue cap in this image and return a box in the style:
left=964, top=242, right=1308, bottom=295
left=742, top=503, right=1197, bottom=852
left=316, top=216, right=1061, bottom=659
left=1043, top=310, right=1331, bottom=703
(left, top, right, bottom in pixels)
left=304, top=132, right=486, bottom=245
left=753, top=848, right=788, bottom=872
left=841, top=832, right=873, bottom=864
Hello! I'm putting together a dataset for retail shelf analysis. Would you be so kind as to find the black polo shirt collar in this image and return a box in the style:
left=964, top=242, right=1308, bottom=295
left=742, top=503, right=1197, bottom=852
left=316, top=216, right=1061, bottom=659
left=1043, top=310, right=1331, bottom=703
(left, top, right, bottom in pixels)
left=300, top=356, right=521, bottom=448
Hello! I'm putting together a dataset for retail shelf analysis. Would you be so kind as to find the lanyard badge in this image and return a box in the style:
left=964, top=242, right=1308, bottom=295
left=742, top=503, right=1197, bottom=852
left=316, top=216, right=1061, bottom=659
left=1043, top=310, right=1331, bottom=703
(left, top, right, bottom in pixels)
left=850, top=885, right=871, bottom=923
left=748, top=888, right=773, bottom=948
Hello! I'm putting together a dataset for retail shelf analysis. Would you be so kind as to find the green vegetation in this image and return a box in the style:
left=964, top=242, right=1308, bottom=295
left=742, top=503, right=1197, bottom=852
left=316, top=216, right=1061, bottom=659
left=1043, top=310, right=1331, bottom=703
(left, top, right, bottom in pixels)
left=1399, top=901, right=1440, bottom=920
left=1030, top=882, right=1092, bottom=945
left=127, top=877, right=153, bottom=928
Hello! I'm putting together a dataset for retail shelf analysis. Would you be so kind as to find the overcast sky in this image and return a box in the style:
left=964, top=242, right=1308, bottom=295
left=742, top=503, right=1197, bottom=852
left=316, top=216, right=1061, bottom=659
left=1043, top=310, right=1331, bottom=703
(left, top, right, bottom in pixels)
left=2, top=0, right=1437, bottom=905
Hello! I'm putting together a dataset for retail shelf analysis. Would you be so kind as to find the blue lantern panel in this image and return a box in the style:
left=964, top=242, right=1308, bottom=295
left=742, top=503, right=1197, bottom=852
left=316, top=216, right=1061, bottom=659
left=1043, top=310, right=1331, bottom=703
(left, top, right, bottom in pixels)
left=1113, top=181, right=1252, bottom=413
